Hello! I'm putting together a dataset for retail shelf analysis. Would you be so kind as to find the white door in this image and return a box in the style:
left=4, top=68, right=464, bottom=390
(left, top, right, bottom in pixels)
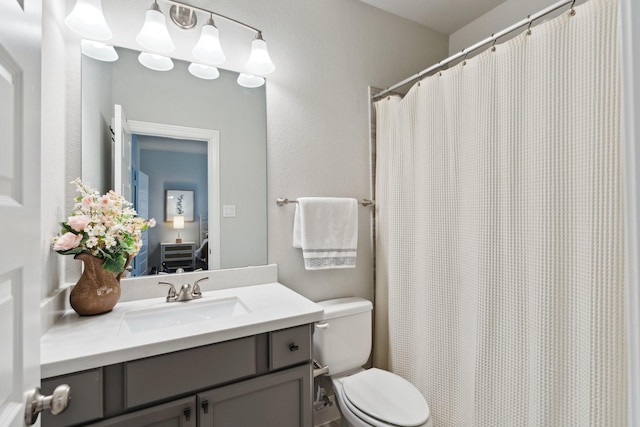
left=133, top=170, right=150, bottom=276
left=114, top=104, right=132, bottom=203
left=0, top=0, right=42, bottom=426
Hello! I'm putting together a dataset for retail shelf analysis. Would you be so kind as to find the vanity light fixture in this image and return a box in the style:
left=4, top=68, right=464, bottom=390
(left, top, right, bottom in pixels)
left=80, top=40, right=119, bottom=62
left=245, top=32, right=276, bottom=76
left=192, top=15, right=226, bottom=66
left=68, top=0, right=275, bottom=87
left=188, top=63, right=221, bottom=80
left=65, top=0, right=113, bottom=41
left=237, top=73, right=265, bottom=88
left=136, top=0, right=176, bottom=54
left=138, top=52, right=174, bottom=71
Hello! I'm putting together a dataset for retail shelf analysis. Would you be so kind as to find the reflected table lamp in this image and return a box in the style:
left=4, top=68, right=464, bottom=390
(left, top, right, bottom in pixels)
left=173, top=215, right=184, bottom=243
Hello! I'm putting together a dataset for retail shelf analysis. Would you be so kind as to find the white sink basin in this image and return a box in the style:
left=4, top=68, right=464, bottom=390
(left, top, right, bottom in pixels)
left=119, top=297, right=250, bottom=335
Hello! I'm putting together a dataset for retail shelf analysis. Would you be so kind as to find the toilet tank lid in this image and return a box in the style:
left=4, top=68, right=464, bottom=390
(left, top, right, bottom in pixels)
left=318, top=297, right=372, bottom=320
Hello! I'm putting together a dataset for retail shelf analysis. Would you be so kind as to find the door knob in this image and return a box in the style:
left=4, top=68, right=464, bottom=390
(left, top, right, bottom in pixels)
left=24, top=384, right=71, bottom=425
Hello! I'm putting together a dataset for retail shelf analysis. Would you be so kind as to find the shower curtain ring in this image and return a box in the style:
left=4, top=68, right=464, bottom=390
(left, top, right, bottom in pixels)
left=461, top=49, right=469, bottom=66
left=569, top=0, right=576, bottom=16
left=526, top=15, right=533, bottom=35
left=491, top=34, right=498, bottom=52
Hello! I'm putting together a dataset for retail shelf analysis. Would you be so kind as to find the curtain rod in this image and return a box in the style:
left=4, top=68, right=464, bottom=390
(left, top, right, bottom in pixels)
left=372, top=0, right=576, bottom=101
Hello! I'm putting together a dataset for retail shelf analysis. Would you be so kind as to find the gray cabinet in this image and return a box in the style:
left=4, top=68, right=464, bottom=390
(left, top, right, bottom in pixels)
left=198, top=364, right=311, bottom=427
left=41, top=368, right=103, bottom=426
left=42, top=324, right=313, bottom=427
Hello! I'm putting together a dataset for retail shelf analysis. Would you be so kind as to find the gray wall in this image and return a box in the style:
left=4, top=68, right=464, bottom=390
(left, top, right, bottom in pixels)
left=81, top=57, right=112, bottom=194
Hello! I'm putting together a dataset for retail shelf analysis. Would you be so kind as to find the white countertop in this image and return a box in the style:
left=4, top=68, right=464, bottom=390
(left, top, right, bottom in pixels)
left=41, top=282, right=324, bottom=378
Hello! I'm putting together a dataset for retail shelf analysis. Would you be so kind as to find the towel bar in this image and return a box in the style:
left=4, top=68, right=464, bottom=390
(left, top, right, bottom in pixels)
left=276, top=197, right=375, bottom=207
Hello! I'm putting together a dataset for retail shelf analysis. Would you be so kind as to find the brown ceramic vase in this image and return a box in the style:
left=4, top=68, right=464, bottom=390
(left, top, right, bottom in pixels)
left=70, top=253, right=129, bottom=316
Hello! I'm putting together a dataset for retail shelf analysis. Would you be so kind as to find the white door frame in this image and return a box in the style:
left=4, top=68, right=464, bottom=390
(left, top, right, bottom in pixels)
left=126, top=120, right=221, bottom=270
left=620, top=0, right=640, bottom=425
left=0, top=0, right=42, bottom=425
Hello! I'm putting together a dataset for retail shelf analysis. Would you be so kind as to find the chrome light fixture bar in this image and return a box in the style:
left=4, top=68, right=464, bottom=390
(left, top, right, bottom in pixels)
left=166, top=0, right=261, bottom=34
left=169, top=4, right=197, bottom=29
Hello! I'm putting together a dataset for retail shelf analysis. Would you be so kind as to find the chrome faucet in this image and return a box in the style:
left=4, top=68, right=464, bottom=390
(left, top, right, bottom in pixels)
left=158, top=277, right=208, bottom=302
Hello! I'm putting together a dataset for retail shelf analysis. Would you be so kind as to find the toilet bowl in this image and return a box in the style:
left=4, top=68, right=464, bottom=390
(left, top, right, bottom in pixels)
left=331, top=368, right=431, bottom=427
left=313, top=298, right=431, bottom=427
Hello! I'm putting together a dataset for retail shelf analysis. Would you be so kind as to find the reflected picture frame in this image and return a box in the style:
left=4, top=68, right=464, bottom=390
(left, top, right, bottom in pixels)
left=165, top=189, right=194, bottom=222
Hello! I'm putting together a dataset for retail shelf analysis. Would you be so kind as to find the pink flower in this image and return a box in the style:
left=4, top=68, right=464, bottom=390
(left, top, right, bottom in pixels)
left=82, top=195, right=93, bottom=208
left=99, top=196, right=114, bottom=209
left=67, top=215, right=91, bottom=232
left=53, top=232, right=83, bottom=251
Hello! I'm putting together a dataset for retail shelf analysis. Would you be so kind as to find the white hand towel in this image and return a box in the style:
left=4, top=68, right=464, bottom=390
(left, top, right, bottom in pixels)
left=293, top=197, right=358, bottom=270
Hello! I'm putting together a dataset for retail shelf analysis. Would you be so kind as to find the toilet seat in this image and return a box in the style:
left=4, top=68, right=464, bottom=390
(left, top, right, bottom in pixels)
left=339, top=368, right=430, bottom=427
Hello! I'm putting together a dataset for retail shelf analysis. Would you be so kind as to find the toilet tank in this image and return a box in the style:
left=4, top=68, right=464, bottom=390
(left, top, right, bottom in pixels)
left=313, top=297, right=373, bottom=376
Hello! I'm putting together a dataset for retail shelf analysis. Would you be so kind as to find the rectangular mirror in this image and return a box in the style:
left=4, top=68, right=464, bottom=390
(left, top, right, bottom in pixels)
left=81, top=46, right=267, bottom=276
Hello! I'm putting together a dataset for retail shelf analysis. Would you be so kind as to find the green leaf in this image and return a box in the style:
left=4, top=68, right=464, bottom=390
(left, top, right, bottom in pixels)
left=56, top=247, right=83, bottom=255
left=60, top=222, right=75, bottom=234
left=102, top=252, right=126, bottom=272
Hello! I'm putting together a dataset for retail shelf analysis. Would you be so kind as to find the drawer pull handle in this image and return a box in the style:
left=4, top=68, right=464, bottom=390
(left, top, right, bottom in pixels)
left=184, top=408, right=191, bottom=421
left=316, top=322, right=329, bottom=329
left=202, top=400, right=209, bottom=414
left=289, top=343, right=300, bottom=352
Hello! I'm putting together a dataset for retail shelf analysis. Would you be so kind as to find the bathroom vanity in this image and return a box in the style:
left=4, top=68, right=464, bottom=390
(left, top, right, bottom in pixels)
left=40, top=269, right=323, bottom=427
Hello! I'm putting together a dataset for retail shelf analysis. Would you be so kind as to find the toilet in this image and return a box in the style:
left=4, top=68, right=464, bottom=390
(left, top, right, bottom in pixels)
left=313, top=297, right=431, bottom=427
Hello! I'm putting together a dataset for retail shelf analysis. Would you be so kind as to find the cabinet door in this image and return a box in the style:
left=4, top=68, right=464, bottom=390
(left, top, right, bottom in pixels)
left=88, top=396, right=196, bottom=427
left=42, top=369, right=103, bottom=427
left=198, top=364, right=311, bottom=427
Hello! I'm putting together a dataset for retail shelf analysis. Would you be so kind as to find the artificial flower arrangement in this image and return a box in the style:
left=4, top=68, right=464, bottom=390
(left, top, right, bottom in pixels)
left=53, top=178, right=156, bottom=272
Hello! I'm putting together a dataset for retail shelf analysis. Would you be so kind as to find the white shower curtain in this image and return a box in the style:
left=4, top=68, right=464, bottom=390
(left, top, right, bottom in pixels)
left=374, top=0, right=627, bottom=426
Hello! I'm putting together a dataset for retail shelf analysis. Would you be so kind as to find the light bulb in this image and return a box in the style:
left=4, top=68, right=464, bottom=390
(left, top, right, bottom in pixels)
left=136, top=1, right=175, bottom=54
left=65, top=0, right=112, bottom=41
left=237, top=73, right=265, bottom=88
left=81, top=40, right=118, bottom=62
left=192, top=16, right=226, bottom=66
left=245, top=32, right=275, bottom=76
left=138, top=52, right=174, bottom=71
left=188, top=63, right=220, bottom=80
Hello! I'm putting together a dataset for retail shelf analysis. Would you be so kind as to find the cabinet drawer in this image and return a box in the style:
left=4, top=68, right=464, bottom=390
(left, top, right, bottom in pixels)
left=162, top=243, right=195, bottom=252
left=125, top=336, right=256, bottom=408
left=163, top=252, right=193, bottom=260
left=269, top=324, right=312, bottom=370
left=42, top=368, right=103, bottom=427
